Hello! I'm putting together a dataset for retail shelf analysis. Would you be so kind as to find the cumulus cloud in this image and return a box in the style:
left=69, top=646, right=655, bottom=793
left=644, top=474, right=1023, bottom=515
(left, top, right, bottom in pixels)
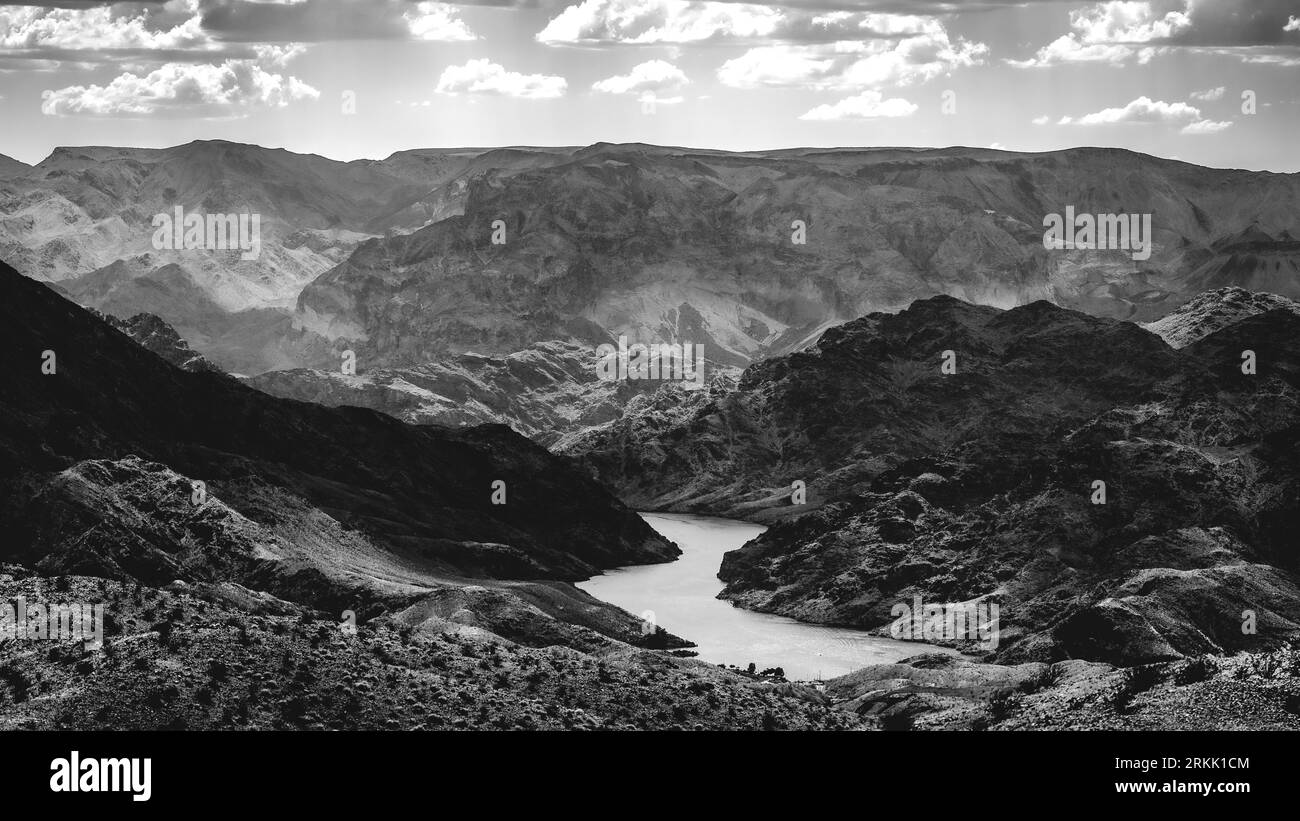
left=1180, top=118, right=1232, bottom=134
left=592, top=59, right=689, bottom=95
left=1285, top=15, right=1300, bottom=32
left=436, top=59, right=567, bottom=99
left=1031, top=114, right=1050, bottom=124
left=799, top=89, right=917, bottom=120
left=0, top=1, right=213, bottom=60
left=1008, top=1, right=1186, bottom=67
left=0, top=0, right=475, bottom=67
left=1011, top=0, right=1300, bottom=68
left=1058, top=95, right=1231, bottom=134
left=40, top=57, right=320, bottom=117
left=1189, top=85, right=1224, bottom=101
left=716, top=21, right=986, bottom=89
left=537, top=0, right=966, bottom=45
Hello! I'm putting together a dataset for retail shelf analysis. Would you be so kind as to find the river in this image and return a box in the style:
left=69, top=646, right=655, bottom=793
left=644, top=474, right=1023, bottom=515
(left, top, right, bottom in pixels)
left=577, top=512, right=950, bottom=681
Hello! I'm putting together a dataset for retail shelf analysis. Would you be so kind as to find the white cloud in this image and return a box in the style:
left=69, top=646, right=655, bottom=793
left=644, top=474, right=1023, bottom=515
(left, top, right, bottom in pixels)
left=537, top=0, right=962, bottom=46
left=1011, top=0, right=1300, bottom=68
left=0, top=3, right=211, bottom=53
left=404, top=2, right=477, bottom=42
left=1072, top=95, right=1199, bottom=124
left=540, top=0, right=778, bottom=44
left=1180, top=118, right=1233, bottom=134
left=436, top=59, right=567, bottom=99
left=253, top=44, right=308, bottom=70
left=1058, top=95, right=1233, bottom=135
left=0, top=0, right=475, bottom=66
left=1009, top=1, right=1189, bottom=67
left=1031, top=114, right=1050, bottom=125
left=1189, top=85, right=1224, bottom=101
left=799, top=90, right=917, bottom=120
left=718, top=28, right=986, bottom=90
left=40, top=58, right=320, bottom=117
left=592, top=60, right=689, bottom=95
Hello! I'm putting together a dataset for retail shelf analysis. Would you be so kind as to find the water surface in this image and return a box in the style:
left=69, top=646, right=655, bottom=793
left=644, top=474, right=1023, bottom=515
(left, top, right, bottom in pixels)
left=578, top=512, right=950, bottom=680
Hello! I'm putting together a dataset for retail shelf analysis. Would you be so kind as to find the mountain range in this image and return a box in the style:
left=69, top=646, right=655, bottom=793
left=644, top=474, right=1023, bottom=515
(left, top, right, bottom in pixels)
left=4, top=138, right=1300, bottom=730
left=4, top=141, right=1300, bottom=378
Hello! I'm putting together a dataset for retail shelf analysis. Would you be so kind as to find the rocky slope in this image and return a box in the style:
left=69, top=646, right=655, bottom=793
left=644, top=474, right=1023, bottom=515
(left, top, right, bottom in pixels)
left=0, top=257, right=676, bottom=585
left=296, top=144, right=1300, bottom=373
left=1143, top=285, right=1300, bottom=348
left=4, top=565, right=1295, bottom=730
left=89, top=309, right=221, bottom=373
left=566, top=293, right=1300, bottom=667
left=827, top=646, right=1300, bottom=730
left=0, top=141, right=549, bottom=374
left=244, top=341, right=738, bottom=447
left=0, top=153, right=29, bottom=180
left=0, top=571, right=854, bottom=731
left=562, top=295, right=1184, bottom=516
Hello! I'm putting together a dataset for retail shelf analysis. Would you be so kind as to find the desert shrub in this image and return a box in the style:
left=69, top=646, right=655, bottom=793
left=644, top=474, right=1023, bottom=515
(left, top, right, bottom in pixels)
left=0, top=664, right=35, bottom=703
left=1113, top=664, right=1164, bottom=713
left=1173, top=656, right=1216, bottom=685
left=988, top=687, right=1020, bottom=721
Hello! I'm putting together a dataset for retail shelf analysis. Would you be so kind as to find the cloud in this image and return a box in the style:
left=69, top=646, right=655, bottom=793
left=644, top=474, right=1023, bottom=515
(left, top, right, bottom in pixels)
left=537, top=0, right=968, bottom=45
left=436, top=59, right=567, bottom=98
left=0, top=1, right=475, bottom=66
left=1010, top=0, right=1300, bottom=68
left=1008, top=1, right=1186, bottom=67
left=0, top=2, right=213, bottom=60
left=799, top=89, right=916, bottom=120
left=1189, top=85, right=1223, bottom=101
left=1031, top=114, right=1049, bottom=124
left=1286, top=15, right=1300, bottom=32
left=1058, top=95, right=1232, bottom=135
left=1180, top=118, right=1232, bottom=134
left=40, top=57, right=320, bottom=117
left=716, top=22, right=986, bottom=89
left=592, top=59, right=688, bottom=95
left=198, top=0, right=474, bottom=41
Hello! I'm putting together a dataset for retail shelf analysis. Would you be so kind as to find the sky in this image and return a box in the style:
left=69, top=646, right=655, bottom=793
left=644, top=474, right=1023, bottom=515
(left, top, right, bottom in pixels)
left=0, top=0, right=1298, bottom=170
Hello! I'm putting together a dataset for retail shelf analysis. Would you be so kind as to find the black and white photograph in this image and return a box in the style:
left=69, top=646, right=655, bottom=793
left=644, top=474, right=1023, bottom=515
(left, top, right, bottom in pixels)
left=0, top=0, right=1297, bottom=803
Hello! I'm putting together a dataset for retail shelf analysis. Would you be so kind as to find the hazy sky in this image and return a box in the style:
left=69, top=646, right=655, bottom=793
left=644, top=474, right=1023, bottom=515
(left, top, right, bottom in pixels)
left=1, top=0, right=1298, bottom=170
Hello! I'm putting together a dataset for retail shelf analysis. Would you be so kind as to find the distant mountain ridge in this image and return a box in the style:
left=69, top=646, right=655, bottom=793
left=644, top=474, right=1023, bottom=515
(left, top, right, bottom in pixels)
left=296, top=142, right=1300, bottom=372
left=4, top=140, right=1300, bottom=376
